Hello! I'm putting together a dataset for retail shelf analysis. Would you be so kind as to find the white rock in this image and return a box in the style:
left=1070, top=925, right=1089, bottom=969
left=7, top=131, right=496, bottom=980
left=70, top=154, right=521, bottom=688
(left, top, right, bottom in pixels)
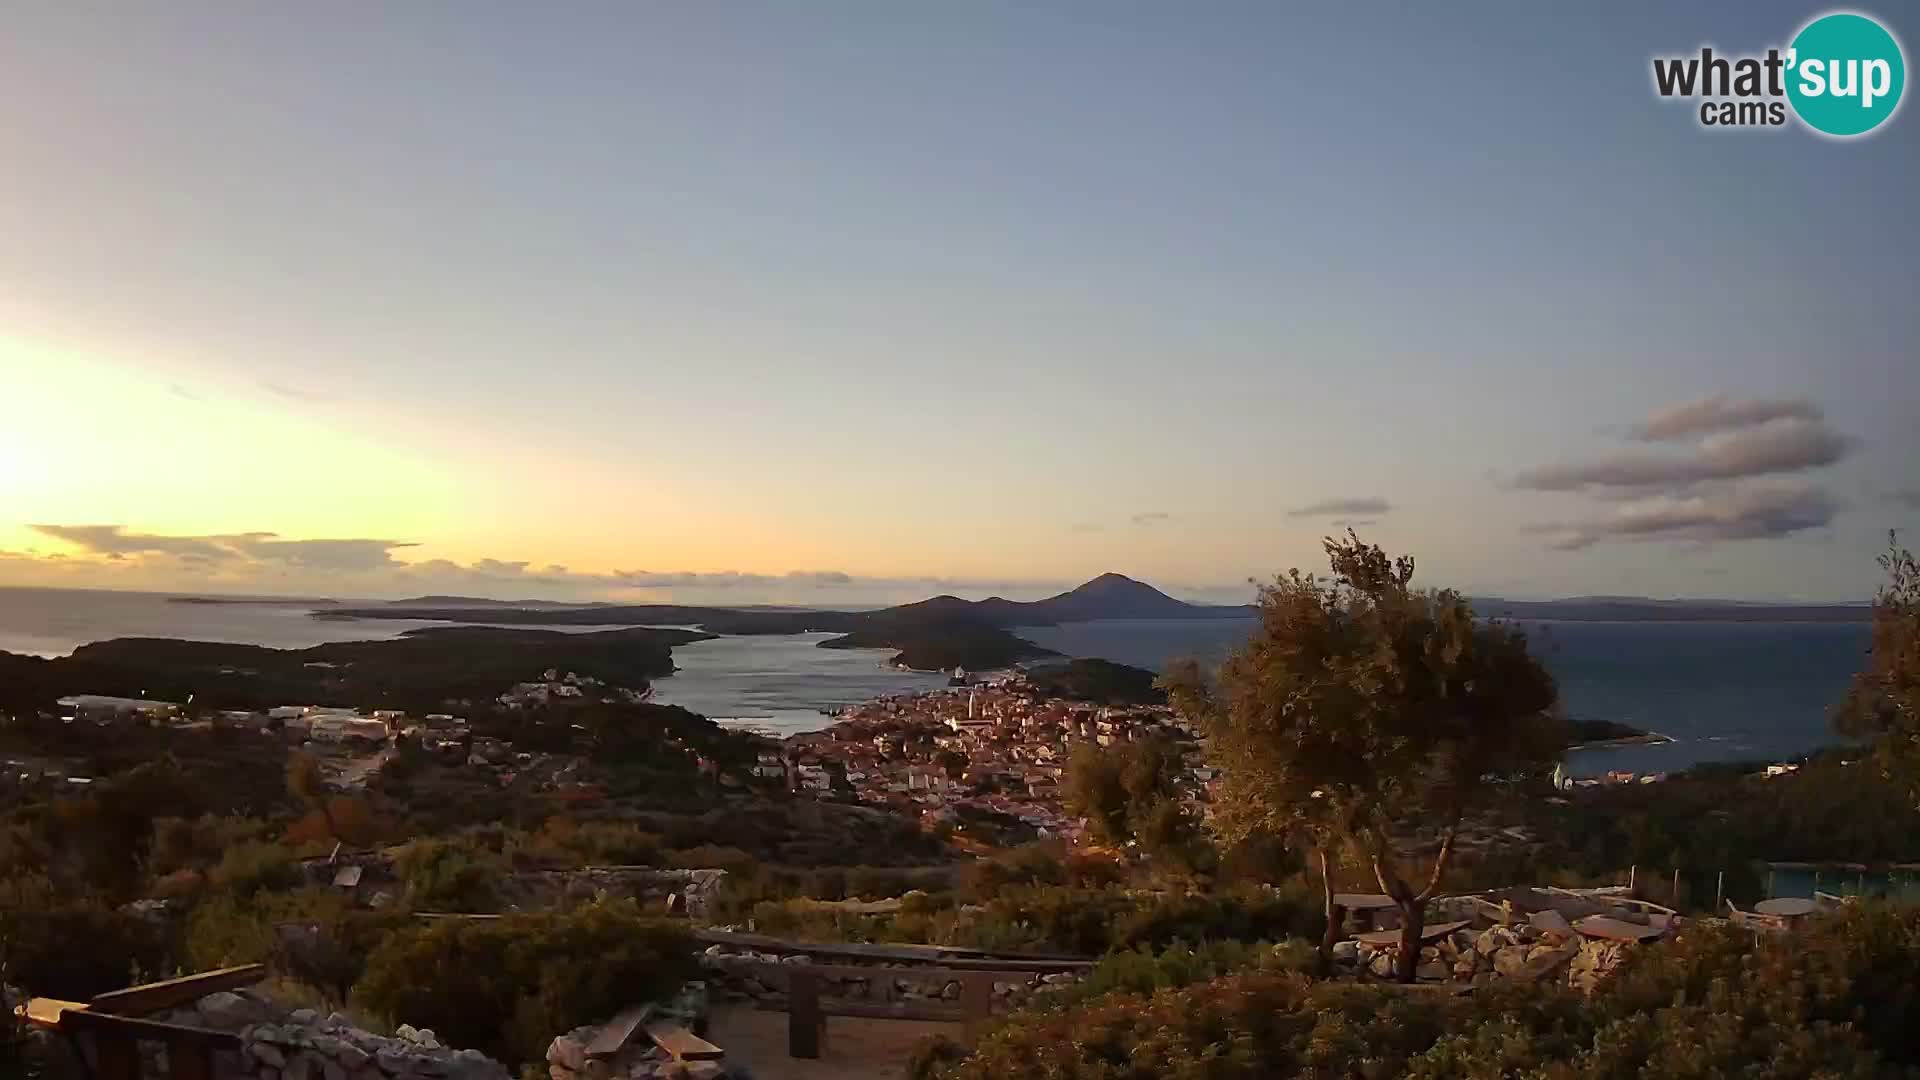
left=198, top=991, right=267, bottom=1030
left=288, top=1009, right=320, bottom=1027
left=548, top=1037, right=589, bottom=1072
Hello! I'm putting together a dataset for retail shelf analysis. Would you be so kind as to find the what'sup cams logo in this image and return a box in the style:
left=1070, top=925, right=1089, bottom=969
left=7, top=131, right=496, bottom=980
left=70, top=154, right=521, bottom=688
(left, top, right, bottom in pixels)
left=1652, top=10, right=1906, bottom=137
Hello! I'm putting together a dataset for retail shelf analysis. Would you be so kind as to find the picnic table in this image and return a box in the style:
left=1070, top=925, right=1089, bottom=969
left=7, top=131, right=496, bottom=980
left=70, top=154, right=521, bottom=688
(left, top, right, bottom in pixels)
left=1754, top=897, right=1819, bottom=918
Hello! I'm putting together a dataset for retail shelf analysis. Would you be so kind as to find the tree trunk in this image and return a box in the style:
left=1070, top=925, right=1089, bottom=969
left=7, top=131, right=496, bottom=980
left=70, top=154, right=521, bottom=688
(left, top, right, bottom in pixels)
left=1318, top=848, right=1341, bottom=976
left=1395, top=896, right=1426, bottom=983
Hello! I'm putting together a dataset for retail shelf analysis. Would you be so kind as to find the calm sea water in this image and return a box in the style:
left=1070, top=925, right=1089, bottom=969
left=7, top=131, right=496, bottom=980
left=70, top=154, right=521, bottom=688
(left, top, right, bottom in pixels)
left=0, top=588, right=1873, bottom=774
left=647, top=632, right=950, bottom=734
left=1018, top=618, right=1872, bottom=777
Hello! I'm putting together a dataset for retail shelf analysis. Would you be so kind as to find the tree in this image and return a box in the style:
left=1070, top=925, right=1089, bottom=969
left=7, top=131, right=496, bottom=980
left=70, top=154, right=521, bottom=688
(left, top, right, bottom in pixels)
left=1838, top=531, right=1920, bottom=803
left=1062, top=736, right=1189, bottom=851
left=1164, top=531, right=1561, bottom=981
left=285, top=752, right=338, bottom=842
left=936, top=749, right=970, bottom=782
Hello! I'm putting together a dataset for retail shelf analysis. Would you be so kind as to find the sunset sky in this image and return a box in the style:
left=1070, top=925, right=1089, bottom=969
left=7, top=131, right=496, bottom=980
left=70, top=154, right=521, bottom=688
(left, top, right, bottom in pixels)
left=3, top=2, right=1916, bottom=605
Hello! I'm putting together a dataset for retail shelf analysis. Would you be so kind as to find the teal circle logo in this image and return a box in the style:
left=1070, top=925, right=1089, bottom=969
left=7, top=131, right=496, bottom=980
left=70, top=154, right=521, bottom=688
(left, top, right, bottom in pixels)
left=1787, top=12, right=1906, bottom=136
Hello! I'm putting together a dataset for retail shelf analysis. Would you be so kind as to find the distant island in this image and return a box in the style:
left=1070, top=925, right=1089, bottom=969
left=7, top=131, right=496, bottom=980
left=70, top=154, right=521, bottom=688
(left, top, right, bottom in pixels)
left=1567, top=717, right=1673, bottom=749
left=1024, top=657, right=1166, bottom=705
left=0, top=625, right=710, bottom=715
left=168, top=596, right=341, bottom=605
left=312, top=572, right=1873, bottom=673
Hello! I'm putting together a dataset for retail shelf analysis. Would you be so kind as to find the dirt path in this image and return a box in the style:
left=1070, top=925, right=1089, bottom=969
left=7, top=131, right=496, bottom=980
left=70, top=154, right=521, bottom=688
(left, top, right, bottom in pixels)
left=705, top=1004, right=963, bottom=1080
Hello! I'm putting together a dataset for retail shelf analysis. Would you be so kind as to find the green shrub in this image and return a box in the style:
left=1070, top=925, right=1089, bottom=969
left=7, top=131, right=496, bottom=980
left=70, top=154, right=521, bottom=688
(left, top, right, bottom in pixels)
left=396, top=838, right=505, bottom=912
left=353, top=898, right=698, bottom=1066
left=0, top=872, right=167, bottom=999
left=206, top=839, right=299, bottom=897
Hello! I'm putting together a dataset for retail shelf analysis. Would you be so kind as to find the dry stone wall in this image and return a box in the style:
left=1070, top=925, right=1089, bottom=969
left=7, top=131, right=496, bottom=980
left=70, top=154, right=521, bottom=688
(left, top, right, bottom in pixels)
left=126, top=988, right=510, bottom=1080
left=700, top=944, right=1078, bottom=1012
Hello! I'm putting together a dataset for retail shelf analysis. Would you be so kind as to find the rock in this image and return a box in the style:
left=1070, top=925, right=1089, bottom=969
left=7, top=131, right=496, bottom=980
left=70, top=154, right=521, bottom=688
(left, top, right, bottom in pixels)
left=1416, top=960, right=1450, bottom=981
left=1493, top=947, right=1529, bottom=977
left=288, top=1009, right=320, bottom=1028
left=1368, top=951, right=1397, bottom=978
left=552, top=1067, right=579, bottom=1080
left=1040, top=972, right=1075, bottom=986
left=251, top=1043, right=289, bottom=1068
left=682, top=1065, right=724, bottom=1080
left=377, top=1049, right=411, bottom=1074
left=284, top=1051, right=317, bottom=1080
left=396, top=1025, right=420, bottom=1042
left=322, top=1057, right=348, bottom=1080
left=549, top=1036, right=590, bottom=1072
left=585, top=1060, right=614, bottom=1080
left=1331, top=940, right=1359, bottom=962
left=414, top=1028, right=440, bottom=1049
left=198, top=991, right=267, bottom=1030
left=338, top=1043, right=372, bottom=1071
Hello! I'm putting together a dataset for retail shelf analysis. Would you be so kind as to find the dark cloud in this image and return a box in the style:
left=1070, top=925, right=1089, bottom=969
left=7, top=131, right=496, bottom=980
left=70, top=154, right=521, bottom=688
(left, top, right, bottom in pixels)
left=29, top=525, right=239, bottom=562
left=1130, top=511, right=1172, bottom=526
left=1528, top=484, right=1839, bottom=551
left=1632, top=395, right=1822, bottom=441
left=224, top=533, right=415, bottom=570
left=1889, top=489, right=1920, bottom=510
left=1518, top=396, right=1855, bottom=552
left=1516, top=417, right=1852, bottom=494
left=31, top=525, right=410, bottom=570
left=1287, top=497, right=1392, bottom=518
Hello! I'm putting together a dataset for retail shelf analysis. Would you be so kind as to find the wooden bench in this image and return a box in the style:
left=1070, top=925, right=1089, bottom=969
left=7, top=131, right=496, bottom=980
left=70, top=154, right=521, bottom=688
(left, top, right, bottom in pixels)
left=644, top=1021, right=725, bottom=1063
left=17, top=965, right=266, bottom=1080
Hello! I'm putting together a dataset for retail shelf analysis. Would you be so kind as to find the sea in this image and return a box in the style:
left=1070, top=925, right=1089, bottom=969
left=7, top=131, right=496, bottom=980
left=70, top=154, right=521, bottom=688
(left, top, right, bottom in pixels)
left=0, top=587, right=1874, bottom=776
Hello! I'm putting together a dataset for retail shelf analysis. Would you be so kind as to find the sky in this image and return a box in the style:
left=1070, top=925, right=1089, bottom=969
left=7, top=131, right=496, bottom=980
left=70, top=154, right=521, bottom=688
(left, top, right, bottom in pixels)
left=2, top=2, right=1916, bottom=605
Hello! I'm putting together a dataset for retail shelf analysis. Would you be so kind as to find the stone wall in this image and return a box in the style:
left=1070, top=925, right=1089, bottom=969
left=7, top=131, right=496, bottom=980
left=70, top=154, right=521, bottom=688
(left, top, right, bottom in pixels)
left=509, top=868, right=728, bottom=918
left=1337, top=922, right=1641, bottom=992
left=699, top=944, right=1078, bottom=1013
left=122, top=988, right=510, bottom=1080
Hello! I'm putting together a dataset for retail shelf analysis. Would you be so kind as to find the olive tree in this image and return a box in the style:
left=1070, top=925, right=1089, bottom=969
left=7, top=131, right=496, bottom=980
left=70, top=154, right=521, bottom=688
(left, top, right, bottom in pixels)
left=1838, top=532, right=1920, bottom=803
left=1164, top=531, right=1561, bottom=981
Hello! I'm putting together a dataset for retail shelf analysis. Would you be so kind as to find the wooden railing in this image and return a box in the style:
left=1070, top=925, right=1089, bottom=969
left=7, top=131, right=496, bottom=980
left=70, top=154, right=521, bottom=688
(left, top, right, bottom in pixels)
left=15, top=965, right=267, bottom=1080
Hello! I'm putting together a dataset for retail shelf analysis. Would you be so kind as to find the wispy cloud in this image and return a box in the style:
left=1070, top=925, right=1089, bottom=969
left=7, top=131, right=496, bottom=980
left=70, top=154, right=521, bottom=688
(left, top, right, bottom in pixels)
left=1517, top=395, right=1853, bottom=552
left=1515, top=416, right=1852, bottom=494
left=1631, top=395, right=1822, bottom=441
left=1889, top=489, right=1920, bottom=510
left=1527, top=483, right=1839, bottom=551
left=1130, top=511, right=1172, bottom=526
left=262, top=380, right=327, bottom=403
left=1287, top=496, right=1392, bottom=518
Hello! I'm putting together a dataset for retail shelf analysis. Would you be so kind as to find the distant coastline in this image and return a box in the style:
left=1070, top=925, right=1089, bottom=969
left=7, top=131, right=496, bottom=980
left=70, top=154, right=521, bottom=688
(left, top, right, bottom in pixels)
left=169, top=596, right=341, bottom=606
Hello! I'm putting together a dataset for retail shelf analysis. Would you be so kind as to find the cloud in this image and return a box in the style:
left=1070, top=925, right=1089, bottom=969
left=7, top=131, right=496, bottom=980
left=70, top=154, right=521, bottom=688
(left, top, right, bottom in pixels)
left=1130, top=511, right=1172, bottom=526
left=31, top=525, right=412, bottom=570
left=1287, top=497, right=1392, bottom=518
left=9, top=523, right=1262, bottom=604
left=30, top=525, right=240, bottom=562
left=1527, top=483, right=1839, bottom=551
left=1516, top=416, right=1852, bottom=494
left=1068, top=522, right=1105, bottom=534
left=1632, top=395, right=1822, bottom=441
left=168, top=383, right=202, bottom=402
left=1889, top=489, right=1920, bottom=510
left=262, top=380, right=327, bottom=403
left=1517, top=395, right=1854, bottom=552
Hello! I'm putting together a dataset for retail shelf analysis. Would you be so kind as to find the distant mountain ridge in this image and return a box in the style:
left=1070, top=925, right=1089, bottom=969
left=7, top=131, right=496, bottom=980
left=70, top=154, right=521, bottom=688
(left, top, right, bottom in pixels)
left=891, top=572, right=1249, bottom=624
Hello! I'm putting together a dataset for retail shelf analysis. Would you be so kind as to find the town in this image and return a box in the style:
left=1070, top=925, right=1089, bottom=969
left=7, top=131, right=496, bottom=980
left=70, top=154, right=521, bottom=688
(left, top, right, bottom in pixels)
left=779, top=672, right=1210, bottom=842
